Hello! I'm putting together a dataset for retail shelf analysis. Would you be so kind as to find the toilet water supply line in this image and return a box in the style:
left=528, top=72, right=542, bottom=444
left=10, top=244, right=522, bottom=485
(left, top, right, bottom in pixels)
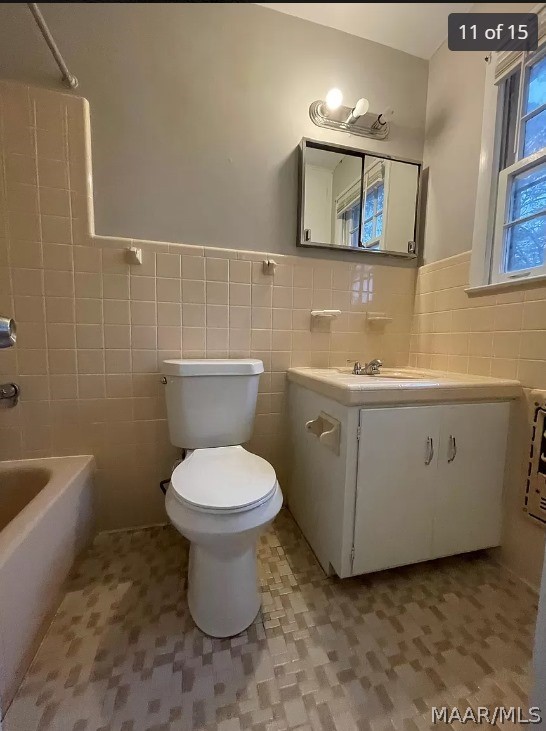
left=159, top=451, right=186, bottom=495
left=27, top=3, right=78, bottom=89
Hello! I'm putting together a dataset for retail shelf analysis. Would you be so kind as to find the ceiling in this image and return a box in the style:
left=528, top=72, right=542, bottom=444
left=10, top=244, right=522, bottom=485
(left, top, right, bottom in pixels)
left=257, top=3, right=474, bottom=59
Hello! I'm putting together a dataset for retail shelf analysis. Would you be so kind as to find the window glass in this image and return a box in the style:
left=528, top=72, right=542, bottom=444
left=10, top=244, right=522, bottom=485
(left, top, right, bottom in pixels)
left=349, top=229, right=359, bottom=247
left=364, top=193, right=375, bottom=220
left=506, top=215, right=546, bottom=271
left=377, top=184, right=384, bottom=210
left=505, top=164, right=546, bottom=272
left=526, top=55, right=546, bottom=114
left=361, top=182, right=385, bottom=245
left=363, top=220, right=373, bottom=242
left=523, top=108, right=546, bottom=156
left=509, top=163, right=546, bottom=220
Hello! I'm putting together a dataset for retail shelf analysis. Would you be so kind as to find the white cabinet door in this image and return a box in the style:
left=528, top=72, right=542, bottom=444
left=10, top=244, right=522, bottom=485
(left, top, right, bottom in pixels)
left=432, top=402, right=510, bottom=558
left=353, top=406, right=441, bottom=575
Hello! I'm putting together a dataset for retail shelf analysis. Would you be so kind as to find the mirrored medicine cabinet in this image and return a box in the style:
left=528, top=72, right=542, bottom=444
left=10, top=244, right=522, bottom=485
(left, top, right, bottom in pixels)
left=298, top=138, right=421, bottom=259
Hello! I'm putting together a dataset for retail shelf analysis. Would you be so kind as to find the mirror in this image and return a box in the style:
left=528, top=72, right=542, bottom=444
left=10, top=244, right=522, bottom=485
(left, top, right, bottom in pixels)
left=298, top=139, right=420, bottom=258
left=303, top=148, right=363, bottom=248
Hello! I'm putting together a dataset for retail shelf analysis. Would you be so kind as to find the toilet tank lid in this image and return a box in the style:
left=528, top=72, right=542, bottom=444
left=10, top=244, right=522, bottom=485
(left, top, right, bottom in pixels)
left=162, top=358, right=264, bottom=377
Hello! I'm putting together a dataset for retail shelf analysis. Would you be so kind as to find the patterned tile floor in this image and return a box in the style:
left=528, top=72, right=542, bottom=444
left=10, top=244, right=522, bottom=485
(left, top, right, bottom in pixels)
left=3, top=510, right=538, bottom=731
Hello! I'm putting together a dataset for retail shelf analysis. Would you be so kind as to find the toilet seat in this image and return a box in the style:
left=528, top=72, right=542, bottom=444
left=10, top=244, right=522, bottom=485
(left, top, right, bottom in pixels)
left=170, top=445, right=277, bottom=514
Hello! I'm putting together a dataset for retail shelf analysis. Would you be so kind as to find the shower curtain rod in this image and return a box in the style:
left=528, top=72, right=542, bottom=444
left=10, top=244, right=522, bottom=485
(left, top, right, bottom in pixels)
left=27, top=3, right=78, bottom=89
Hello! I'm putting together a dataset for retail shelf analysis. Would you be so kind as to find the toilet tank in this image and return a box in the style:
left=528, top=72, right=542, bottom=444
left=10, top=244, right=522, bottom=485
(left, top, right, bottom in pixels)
left=161, top=359, right=264, bottom=449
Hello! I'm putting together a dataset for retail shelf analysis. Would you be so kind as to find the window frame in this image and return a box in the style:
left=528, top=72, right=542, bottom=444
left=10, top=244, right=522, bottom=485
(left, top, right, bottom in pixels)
left=470, top=4, right=546, bottom=291
left=340, top=199, right=361, bottom=248
left=335, top=176, right=362, bottom=248
left=519, top=47, right=546, bottom=159
left=491, top=147, right=546, bottom=282
left=361, top=180, right=385, bottom=249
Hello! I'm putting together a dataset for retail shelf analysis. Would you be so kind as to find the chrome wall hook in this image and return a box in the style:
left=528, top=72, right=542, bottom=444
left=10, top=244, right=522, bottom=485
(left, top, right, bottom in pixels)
left=262, top=259, right=277, bottom=275
left=0, top=317, right=16, bottom=348
left=0, top=383, right=19, bottom=407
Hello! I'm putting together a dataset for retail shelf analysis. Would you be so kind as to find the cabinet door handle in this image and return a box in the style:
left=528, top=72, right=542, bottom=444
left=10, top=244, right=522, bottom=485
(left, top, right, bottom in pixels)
left=448, top=435, right=457, bottom=463
left=425, top=436, right=434, bottom=465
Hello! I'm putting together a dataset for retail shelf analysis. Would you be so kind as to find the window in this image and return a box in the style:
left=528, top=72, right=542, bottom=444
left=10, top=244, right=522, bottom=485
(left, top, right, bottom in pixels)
left=361, top=182, right=384, bottom=249
left=488, top=12, right=546, bottom=284
left=361, top=160, right=386, bottom=250
left=340, top=200, right=360, bottom=248
left=334, top=174, right=362, bottom=249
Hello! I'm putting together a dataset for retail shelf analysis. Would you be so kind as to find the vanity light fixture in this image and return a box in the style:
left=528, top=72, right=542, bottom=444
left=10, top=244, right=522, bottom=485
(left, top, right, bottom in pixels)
left=309, top=90, right=392, bottom=140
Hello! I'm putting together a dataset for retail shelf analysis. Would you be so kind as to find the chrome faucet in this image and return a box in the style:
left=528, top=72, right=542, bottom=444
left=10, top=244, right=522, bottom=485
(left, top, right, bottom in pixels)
left=363, top=358, right=383, bottom=375
left=349, top=359, right=383, bottom=376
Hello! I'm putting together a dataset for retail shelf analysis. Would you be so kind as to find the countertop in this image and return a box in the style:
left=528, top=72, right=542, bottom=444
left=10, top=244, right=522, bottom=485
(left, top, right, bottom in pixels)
left=287, top=367, right=522, bottom=406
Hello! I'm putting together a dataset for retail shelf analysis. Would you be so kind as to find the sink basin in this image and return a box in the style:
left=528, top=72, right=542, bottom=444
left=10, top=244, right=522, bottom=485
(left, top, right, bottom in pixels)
left=363, top=373, right=426, bottom=380
left=361, top=370, right=429, bottom=380
left=337, top=367, right=430, bottom=380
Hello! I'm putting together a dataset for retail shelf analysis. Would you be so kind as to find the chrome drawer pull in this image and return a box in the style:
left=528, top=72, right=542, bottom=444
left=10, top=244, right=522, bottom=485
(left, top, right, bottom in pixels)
left=448, top=435, right=457, bottom=463
left=425, top=436, right=434, bottom=465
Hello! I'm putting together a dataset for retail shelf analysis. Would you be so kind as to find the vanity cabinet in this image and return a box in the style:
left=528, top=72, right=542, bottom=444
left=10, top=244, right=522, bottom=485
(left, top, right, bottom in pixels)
left=353, top=402, right=510, bottom=575
left=287, top=375, right=515, bottom=579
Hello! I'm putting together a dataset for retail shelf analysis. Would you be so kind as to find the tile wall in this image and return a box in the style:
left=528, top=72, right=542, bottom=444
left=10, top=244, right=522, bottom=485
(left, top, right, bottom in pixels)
left=410, top=251, right=546, bottom=586
left=410, top=251, right=546, bottom=389
left=0, top=81, right=416, bottom=529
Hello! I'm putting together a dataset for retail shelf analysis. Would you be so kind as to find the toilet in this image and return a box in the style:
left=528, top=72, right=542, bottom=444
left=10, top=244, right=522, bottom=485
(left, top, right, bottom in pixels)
left=161, top=358, right=283, bottom=638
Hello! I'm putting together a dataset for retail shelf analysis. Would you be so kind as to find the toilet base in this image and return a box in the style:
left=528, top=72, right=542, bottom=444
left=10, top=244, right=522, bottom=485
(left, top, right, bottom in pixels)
left=187, top=543, right=261, bottom=637
left=166, top=483, right=283, bottom=638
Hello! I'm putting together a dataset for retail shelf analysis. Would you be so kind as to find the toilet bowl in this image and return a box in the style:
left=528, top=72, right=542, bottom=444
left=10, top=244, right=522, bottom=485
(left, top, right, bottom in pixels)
left=161, top=359, right=282, bottom=638
left=166, top=446, right=282, bottom=637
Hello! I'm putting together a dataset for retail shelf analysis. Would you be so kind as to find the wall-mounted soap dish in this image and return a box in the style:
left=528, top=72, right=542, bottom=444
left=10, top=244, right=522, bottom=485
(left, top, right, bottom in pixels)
left=310, top=309, right=341, bottom=332
left=366, top=311, right=393, bottom=329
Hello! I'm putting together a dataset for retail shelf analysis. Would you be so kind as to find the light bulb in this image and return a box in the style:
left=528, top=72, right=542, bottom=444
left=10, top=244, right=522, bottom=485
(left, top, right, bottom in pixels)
left=352, top=98, right=369, bottom=118
left=325, top=88, right=343, bottom=111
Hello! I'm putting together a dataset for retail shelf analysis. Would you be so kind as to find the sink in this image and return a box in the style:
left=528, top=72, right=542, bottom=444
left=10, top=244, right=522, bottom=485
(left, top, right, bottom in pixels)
left=360, top=370, right=429, bottom=380
left=287, top=365, right=522, bottom=407
left=363, top=374, right=426, bottom=380
left=336, top=367, right=430, bottom=380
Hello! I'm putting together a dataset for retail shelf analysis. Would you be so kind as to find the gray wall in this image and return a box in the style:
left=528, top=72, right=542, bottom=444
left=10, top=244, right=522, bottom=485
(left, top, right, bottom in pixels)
left=422, top=2, right=534, bottom=264
left=0, top=3, right=427, bottom=257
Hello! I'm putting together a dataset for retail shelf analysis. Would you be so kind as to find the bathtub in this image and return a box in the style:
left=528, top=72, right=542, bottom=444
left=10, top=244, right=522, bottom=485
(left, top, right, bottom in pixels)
left=0, top=456, right=95, bottom=717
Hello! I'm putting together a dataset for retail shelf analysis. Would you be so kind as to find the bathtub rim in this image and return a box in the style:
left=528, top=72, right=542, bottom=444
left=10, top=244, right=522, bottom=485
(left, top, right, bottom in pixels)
left=0, top=455, right=95, bottom=563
